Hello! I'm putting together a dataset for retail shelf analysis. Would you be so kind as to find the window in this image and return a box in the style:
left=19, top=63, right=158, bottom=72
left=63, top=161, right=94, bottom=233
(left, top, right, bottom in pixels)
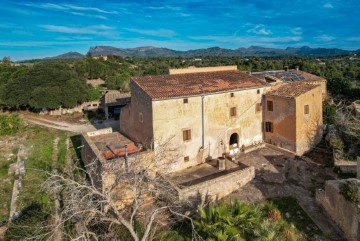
left=257, top=89, right=260, bottom=94
left=230, top=107, right=237, bottom=117
left=265, top=122, right=273, bottom=132
left=183, top=98, right=188, bottom=104
left=183, top=129, right=191, bottom=141
left=304, top=105, right=309, bottom=115
left=184, top=156, right=189, bottom=162
left=139, top=112, right=143, bottom=123
left=230, top=93, right=234, bottom=97
left=267, top=101, right=273, bottom=111
left=256, top=103, right=262, bottom=112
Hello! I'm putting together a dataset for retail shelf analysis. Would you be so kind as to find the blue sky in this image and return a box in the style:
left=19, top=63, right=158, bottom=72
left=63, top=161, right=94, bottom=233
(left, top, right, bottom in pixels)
left=0, top=0, right=359, bottom=60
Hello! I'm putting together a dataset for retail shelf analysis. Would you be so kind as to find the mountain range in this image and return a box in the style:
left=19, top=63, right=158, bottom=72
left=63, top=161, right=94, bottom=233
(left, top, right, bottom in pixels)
left=46, top=46, right=360, bottom=60
left=87, top=45, right=359, bottom=58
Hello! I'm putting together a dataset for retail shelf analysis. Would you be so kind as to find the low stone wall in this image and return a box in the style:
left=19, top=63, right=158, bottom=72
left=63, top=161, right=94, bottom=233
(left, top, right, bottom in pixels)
left=47, top=101, right=101, bottom=116
left=173, top=166, right=255, bottom=202
left=333, top=150, right=357, bottom=174
left=316, top=179, right=360, bottom=241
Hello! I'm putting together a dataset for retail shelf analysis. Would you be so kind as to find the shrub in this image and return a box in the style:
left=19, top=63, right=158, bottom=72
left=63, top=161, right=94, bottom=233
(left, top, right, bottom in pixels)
left=340, top=180, right=360, bottom=205
left=0, top=114, right=23, bottom=136
left=329, top=136, right=344, bottom=150
left=268, top=209, right=281, bottom=221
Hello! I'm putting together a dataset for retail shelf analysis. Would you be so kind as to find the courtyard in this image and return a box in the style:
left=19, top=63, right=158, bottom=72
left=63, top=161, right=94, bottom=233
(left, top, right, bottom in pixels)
left=225, top=147, right=345, bottom=240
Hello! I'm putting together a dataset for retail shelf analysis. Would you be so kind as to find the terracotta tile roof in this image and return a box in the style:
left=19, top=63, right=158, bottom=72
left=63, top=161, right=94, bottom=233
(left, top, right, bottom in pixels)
left=132, top=70, right=269, bottom=100
left=103, top=90, right=131, bottom=104
left=102, top=143, right=139, bottom=160
left=266, top=82, right=321, bottom=98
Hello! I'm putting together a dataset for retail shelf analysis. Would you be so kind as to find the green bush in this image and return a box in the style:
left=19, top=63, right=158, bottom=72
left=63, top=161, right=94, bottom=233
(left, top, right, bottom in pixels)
left=0, top=114, right=23, bottom=136
left=340, top=180, right=360, bottom=205
left=329, top=136, right=344, bottom=150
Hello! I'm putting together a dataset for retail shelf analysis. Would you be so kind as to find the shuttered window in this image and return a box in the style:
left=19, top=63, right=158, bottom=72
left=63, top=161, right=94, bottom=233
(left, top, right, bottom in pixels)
left=183, top=129, right=191, bottom=141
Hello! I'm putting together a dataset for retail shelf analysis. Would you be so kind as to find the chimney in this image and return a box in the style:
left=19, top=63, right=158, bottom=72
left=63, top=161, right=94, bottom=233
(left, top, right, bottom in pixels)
left=284, top=66, right=289, bottom=72
left=295, top=66, right=299, bottom=71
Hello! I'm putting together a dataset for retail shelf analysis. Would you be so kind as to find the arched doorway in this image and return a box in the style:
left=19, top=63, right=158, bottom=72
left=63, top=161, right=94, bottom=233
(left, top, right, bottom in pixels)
left=229, top=133, right=239, bottom=155
left=229, top=133, right=238, bottom=146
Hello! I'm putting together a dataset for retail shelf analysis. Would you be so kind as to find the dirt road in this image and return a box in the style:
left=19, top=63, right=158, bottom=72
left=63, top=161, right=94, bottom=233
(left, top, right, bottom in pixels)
left=22, top=115, right=119, bottom=133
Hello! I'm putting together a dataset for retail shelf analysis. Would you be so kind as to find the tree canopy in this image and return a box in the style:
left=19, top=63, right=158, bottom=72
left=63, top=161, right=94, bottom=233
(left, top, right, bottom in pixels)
left=1, top=54, right=360, bottom=111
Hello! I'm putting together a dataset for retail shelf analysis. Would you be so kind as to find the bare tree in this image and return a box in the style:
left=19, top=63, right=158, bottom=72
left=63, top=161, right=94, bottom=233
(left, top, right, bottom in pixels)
left=43, top=140, right=202, bottom=241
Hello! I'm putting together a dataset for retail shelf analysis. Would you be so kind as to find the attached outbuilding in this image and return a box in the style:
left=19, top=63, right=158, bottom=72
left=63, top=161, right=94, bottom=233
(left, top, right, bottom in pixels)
left=101, top=90, right=130, bottom=120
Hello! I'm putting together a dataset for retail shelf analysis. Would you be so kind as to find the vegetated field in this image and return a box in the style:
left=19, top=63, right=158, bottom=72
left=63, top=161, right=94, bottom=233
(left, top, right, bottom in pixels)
left=0, top=120, right=80, bottom=240
left=271, top=196, right=321, bottom=239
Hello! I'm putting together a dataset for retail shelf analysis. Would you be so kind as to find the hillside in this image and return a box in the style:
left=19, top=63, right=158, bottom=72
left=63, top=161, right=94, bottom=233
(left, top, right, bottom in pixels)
left=44, top=51, right=84, bottom=60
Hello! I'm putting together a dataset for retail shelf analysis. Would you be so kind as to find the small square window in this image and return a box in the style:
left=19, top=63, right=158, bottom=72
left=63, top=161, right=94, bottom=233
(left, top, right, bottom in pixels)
left=256, top=103, right=262, bottom=112
left=257, top=89, right=260, bottom=94
left=230, top=93, right=234, bottom=97
left=139, top=112, right=143, bottom=123
left=184, top=156, right=189, bottom=162
left=183, top=98, right=188, bottom=104
left=230, top=107, right=237, bottom=117
left=183, top=129, right=191, bottom=141
left=304, top=105, right=309, bottom=115
left=265, top=122, right=273, bottom=132
left=267, top=101, right=273, bottom=111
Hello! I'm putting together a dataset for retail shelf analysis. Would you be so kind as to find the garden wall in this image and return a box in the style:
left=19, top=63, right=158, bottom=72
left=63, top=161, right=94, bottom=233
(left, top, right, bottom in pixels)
left=316, top=179, right=360, bottom=241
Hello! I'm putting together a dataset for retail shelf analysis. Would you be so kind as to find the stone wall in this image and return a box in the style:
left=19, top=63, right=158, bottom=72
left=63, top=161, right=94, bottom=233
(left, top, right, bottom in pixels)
left=295, top=85, right=323, bottom=155
left=48, top=100, right=100, bottom=115
left=120, top=81, right=154, bottom=148
left=174, top=166, right=255, bottom=201
left=316, top=179, right=360, bottom=241
left=333, top=149, right=357, bottom=174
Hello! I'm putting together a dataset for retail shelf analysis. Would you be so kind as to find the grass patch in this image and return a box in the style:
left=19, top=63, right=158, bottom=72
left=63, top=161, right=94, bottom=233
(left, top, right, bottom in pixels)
left=0, top=175, right=14, bottom=223
left=0, top=156, right=16, bottom=178
left=57, top=135, right=68, bottom=171
left=3, top=125, right=70, bottom=239
left=271, top=196, right=321, bottom=239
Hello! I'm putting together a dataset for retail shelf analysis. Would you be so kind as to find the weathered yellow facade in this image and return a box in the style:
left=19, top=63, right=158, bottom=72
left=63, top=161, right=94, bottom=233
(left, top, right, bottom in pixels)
left=264, top=84, right=323, bottom=155
left=151, top=87, right=268, bottom=171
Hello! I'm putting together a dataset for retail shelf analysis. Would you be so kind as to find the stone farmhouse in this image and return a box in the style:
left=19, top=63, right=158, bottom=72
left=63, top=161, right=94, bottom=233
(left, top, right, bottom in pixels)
left=119, top=65, right=326, bottom=172
left=81, top=65, right=326, bottom=200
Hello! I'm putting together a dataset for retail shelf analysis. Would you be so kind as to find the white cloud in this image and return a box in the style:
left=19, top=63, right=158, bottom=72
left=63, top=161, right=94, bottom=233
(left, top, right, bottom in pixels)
left=346, top=37, right=360, bottom=41
left=146, top=5, right=181, bottom=11
left=291, top=27, right=303, bottom=35
left=323, top=2, right=334, bottom=8
left=315, top=34, right=335, bottom=42
left=189, top=35, right=302, bottom=44
left=69, top=12, right=108, bottom=20
left=62, top=4, right=117, bottom=14
left=124, top=28, right=177, bottom=37
left=247, top=24, right=272, bottom=35
left=23, top=3, right=118, bottom=16
left=39, top=25, right=117, bottom=37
